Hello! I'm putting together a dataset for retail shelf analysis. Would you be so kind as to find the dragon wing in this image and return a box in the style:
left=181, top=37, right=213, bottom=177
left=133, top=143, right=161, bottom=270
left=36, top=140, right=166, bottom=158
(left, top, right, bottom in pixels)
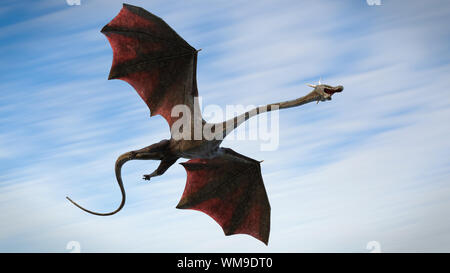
left=178, top=148, right=271, bottom=245
left=101, top=4, right=201, bottom=129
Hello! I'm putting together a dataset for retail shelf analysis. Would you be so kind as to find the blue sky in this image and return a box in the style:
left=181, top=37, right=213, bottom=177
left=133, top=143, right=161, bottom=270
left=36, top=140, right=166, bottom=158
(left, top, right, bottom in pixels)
left=0, top=0, right=450, bottom=252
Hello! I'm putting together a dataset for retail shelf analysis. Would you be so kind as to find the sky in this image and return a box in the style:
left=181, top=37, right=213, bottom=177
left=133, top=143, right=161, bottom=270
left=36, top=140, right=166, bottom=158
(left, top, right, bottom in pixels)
left=0, top=0, right=449, bottom=252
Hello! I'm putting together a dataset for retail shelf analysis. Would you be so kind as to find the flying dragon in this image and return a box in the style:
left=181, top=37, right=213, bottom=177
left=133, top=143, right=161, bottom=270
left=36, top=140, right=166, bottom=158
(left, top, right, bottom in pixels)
left=66, top=3, right=343, bottom=245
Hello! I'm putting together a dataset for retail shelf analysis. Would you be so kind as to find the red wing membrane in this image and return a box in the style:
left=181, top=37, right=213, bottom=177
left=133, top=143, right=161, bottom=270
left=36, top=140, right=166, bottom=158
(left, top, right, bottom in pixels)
left=178, top=148, right=271, bottom=244
left=101, top=4, right=199, bottom=128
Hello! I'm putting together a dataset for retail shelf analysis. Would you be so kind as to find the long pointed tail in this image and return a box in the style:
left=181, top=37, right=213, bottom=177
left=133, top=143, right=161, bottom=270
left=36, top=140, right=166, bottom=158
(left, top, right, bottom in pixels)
left=66, top=151, right=135, bottom=216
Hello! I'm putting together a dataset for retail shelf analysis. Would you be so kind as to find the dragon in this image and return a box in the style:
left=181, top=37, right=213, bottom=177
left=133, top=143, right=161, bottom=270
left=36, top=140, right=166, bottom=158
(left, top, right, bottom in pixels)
left=67, top=3, right=343, bottom=245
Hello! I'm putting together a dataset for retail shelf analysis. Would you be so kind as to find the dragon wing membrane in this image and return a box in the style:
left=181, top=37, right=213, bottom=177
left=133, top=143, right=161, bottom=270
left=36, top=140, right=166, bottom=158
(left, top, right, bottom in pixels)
left=101, top=3, right=200, bottom=128
left=177, top=148, right=271, bottom=245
